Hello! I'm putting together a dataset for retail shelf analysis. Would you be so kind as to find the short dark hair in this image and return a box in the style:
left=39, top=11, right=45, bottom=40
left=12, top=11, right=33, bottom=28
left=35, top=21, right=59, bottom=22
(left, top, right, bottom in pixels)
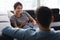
left=36, top=6, right=53, bottom=28
left=14, top=2, right=22, bottom=9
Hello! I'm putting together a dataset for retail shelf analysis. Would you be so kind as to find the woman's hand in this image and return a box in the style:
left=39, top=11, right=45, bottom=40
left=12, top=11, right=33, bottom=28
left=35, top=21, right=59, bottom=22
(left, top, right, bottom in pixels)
left=21, top=21, right=27, bottom=26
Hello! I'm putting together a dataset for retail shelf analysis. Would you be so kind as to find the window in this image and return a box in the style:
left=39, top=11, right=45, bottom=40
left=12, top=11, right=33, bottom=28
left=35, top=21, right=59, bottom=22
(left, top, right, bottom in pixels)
left=40, top=0, right=60, bottom=14
left=40, top=0, right=58, bottom=8
left=19, top=0, right=37, bottom=10
left=0, top=0, right=37, bottom=14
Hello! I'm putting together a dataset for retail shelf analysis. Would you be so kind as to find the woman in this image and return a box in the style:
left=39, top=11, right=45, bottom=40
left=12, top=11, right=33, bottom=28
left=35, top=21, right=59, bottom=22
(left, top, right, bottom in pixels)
left=10, top=2, right=36, bottom=29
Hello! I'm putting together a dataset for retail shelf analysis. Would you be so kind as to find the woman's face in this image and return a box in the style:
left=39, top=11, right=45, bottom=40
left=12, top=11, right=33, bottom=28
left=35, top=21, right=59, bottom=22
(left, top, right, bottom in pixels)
left=14, top=5, right=23, bottom=14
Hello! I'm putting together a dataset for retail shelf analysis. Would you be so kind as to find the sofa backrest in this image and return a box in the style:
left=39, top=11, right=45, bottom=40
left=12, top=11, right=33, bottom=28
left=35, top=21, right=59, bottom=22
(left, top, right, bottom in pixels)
left=51, top=8, right=60, bottom=22
left=10, top=10, right=36, bottom=19
left=24, top=10, right=36, bottom=19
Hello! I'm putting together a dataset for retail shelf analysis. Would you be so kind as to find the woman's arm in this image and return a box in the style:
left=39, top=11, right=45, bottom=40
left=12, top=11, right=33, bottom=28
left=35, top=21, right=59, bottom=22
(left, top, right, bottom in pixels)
left=25, top=11, right=36, bottom=25
left=28, top=15, right=36, bottom=25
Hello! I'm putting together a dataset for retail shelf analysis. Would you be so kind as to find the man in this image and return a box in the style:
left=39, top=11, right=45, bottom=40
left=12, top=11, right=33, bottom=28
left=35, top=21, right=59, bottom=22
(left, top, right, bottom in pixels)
left=2, top=6, right=60, bottom=40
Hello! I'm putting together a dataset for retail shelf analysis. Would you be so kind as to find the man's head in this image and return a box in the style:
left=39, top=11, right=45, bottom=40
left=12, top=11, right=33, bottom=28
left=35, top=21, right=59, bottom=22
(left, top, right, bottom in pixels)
left=36, top=6, right=53, bottom=28
left=14, top=2, right=23, bottom=14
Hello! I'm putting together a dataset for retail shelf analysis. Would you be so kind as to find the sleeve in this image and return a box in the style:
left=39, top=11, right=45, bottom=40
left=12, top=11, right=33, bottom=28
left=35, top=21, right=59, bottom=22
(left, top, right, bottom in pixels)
left=10, top=16, right=16, bottom=23
left=24, top=11, right=31, bottom=17
left=2, top=26, right=25, bottom=39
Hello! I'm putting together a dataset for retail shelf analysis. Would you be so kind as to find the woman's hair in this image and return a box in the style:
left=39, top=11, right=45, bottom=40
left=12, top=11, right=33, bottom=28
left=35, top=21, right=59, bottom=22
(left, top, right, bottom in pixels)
left=14, top=2, right=23, bottom=9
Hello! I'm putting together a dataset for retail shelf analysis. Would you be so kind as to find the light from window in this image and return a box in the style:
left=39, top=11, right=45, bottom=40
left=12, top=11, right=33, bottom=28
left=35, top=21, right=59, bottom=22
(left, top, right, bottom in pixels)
left=0, top=0, right=37, bottom=14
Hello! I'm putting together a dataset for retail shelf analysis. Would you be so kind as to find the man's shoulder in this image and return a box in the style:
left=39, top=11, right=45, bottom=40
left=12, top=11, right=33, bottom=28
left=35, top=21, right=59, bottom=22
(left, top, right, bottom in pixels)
left=25, top=28, right=36, bottom=33
left=23, top=28, right=36, bottom=34
left=53, top=30, right=60, bottom=40
left=51, top=30, right=60, bottom=38
left=54, top=30, right=60, bottom=34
